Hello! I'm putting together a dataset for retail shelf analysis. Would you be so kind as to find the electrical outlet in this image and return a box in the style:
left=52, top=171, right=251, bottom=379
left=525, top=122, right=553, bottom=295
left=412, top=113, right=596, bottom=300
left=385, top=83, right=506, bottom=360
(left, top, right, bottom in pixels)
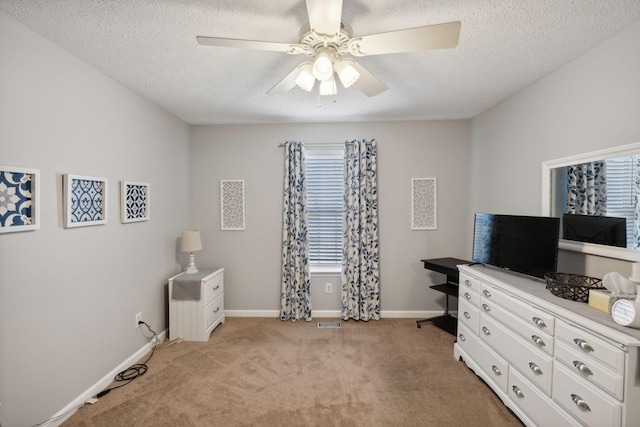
left=135, top=312, right=142, bottom=328
left=325, top=283, right=332, bottom=294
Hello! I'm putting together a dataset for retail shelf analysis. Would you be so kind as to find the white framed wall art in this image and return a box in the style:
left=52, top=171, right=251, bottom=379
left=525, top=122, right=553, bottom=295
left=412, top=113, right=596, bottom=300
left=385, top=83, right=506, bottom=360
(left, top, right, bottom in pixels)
left=411, top=177, right=437, bottom=230
left=221, top=180, right=245, bottom=230
left=120, top=181, right=150, bottom=223
left=0, top=165, right=40, bottom=233
left=63, top=174, right=108, bottom=228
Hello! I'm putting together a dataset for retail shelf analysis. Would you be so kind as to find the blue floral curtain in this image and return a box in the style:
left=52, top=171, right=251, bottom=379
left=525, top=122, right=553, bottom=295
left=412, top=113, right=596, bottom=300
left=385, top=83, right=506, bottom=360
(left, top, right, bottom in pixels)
left=341, top=139, right=380, bottom=321
left=566, top=161, right=606, bottom=215
left=280, top=141, right=312, bottom=321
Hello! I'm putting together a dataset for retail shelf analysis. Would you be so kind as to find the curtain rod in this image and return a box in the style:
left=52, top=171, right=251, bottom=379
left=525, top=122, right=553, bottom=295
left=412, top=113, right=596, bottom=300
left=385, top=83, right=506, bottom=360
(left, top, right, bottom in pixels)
left=277, top=141, right=374, bottom=147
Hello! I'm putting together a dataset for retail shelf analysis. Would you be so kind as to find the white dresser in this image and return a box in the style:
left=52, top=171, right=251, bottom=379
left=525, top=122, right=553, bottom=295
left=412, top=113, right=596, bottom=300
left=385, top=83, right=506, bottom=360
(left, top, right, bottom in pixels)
left=168, top=268, right=225, bottom=342
left=454, top=264, right=640, bottom=427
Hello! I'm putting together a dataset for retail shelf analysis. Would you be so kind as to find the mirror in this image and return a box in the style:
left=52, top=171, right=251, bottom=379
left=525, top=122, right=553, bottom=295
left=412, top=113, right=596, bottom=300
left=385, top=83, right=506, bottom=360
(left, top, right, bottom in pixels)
left=542, top=142, right=640, bottom=262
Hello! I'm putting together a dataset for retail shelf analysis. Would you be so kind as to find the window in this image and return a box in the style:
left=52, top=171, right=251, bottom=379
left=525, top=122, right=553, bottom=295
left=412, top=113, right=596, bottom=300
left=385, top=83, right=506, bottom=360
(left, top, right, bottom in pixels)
left=305, top=147, right=344, bottom=272
left=605, top=155, right=639, bottom=248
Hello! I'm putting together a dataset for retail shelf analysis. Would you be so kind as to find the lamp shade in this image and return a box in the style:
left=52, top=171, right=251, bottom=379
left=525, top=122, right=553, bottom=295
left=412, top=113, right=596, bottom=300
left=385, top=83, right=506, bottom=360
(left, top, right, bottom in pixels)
left=318, top=75, right=337, bottom=96
left=295, top=62, right=315, bottom=92
left=181, top=231, right=202, bottom=252
left=312, top=49, right=334, bottom=81
left=334, top=59, right=360, bottom=88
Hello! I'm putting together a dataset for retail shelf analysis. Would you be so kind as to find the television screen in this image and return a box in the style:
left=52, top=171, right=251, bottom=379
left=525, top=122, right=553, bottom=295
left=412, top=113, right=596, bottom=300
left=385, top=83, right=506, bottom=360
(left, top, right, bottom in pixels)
left=472, top=213, right=560, bottom=279
left=562, top=214, right=627, bottom=248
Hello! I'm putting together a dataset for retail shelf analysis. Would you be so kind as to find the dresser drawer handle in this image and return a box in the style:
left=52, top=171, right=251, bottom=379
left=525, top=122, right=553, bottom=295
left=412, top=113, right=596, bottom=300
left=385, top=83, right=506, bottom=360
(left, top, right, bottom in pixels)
left=571, top=394, right=591, bottom=412
left=532, top=316, right=546, bottom=328
left=482, top=290, right=492, bottom=298
left=481, top=304, right=490, bottom=312
left=512, top=386, right=524, bottom=399
left=463, top=311, right=471, bottom=319
left=465, top=279, right=472, bottom=287
left=528, top=362, right=543, bottom=375
left=212, top=285, right=221, bottom=291
left=491, top=365, right=502, bottom=376
left=573, top=361, right=593, bottom=376
left=574, top=338, right=594, bottom=352
left=464, top=293, right=472, bottom=300
left=458, top=333, right=466, bottom=342
left=213, top=307, right=220, bottom=314
left=482, top=326, right=491, bottom=335
left=531, top=335, right=546, bottom=347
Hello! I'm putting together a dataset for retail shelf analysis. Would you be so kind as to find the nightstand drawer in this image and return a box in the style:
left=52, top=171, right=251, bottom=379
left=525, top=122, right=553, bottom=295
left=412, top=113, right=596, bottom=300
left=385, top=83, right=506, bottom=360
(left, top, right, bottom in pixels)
left=204, top=272, right=224, bottom=305
left=206, top=293, right=224, bottom=329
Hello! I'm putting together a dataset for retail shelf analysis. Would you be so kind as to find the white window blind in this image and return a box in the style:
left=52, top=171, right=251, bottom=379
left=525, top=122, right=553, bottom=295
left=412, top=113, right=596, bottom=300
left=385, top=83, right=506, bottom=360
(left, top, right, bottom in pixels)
left=605, top=155, right=638, bottom=248
left=305, top=147, right=344, bottom=268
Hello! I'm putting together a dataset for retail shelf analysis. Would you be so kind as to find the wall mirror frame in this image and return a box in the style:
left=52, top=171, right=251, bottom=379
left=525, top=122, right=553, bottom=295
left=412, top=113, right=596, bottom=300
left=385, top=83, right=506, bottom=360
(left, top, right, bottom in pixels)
left=542, top=141, right=640, bottom=262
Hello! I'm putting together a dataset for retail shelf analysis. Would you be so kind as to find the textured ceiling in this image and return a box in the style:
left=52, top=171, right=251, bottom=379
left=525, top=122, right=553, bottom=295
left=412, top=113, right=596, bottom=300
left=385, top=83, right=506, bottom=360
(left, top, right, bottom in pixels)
left=1, top=0, right=639, bottom=125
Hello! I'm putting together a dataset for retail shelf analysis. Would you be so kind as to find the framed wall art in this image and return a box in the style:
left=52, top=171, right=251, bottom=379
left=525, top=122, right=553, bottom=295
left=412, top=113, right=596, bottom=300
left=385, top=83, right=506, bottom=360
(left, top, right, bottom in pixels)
left=0, top=165, right=40, bottom=233
left=221, top=180, right=245, bottom=230
left=411, top=177, right=437, bottom=230
left=63, top=174, right=108, bottom=228
left=120, top=181, right=150, bottom=223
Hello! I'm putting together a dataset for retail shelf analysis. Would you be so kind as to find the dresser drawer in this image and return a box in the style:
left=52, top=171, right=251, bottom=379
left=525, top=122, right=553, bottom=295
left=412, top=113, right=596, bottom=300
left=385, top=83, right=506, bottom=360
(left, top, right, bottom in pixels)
left=481, top=282, right=555, bottom=335
left=508, top=368, right=581, bottom=427
left=459, top=272, right=482, bottom=296
left=459, top=286, right=481, bottom=308
left=480, top=315, right=553, bottom=395
left=458, top=298, right=480, bottom=335
left=553, top=362, right=622, bottom=427
left=204, top=271, right=224, bottom=305
left=457, top=323, right=509, bottom=394
left=556, top=320, right=624, bottom=374
left=480, top=297, right=554, bottom=356
left=555, top=339, right=624, bottom=400
left=206, top=293, right=224, bottom=329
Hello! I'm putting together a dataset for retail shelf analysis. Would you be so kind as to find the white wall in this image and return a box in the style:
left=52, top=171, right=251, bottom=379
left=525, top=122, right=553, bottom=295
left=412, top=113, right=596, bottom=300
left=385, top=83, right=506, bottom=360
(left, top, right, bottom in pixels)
left=0, top=14, right=190, bottom=426
left=190, top=121, right=471, bottom=315
left=469, top=20, right=640, bottom=277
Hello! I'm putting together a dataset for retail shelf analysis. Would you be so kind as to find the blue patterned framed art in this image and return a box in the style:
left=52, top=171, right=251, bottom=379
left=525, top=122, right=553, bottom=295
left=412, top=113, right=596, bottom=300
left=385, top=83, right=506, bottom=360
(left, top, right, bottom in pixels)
left=411, top=177, right=437, bottom=230
left=63, top=174, right=108, bottom=228
left=0, top=165, right=40, bottom=233
left=120, top=181, right=150, bottom=223
left=221, top=180, right=245, bottom=230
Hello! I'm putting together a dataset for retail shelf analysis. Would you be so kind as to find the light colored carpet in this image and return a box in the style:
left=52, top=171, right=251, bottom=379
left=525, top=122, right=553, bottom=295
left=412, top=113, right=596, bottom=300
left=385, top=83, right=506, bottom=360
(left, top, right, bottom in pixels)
left=63, top=318, right=523, bottom=426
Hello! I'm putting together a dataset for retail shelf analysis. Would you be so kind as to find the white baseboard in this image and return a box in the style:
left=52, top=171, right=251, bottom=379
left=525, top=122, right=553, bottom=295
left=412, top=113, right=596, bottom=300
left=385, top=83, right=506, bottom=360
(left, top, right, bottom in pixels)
left=224, top=309, right=444, bottom=319
left=45, top=329, right=167, bottom=427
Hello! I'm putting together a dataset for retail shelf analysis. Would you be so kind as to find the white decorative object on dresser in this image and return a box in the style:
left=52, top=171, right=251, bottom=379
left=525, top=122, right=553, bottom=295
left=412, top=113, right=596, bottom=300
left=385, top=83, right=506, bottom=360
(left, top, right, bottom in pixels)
left=454, top=264, right=640, bottom=427
left=168, top=268, right=224, bottom=342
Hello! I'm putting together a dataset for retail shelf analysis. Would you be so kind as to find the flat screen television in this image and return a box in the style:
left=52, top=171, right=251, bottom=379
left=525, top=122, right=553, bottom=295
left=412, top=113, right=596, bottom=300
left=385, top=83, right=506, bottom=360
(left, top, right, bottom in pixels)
left=472, top=213, right=560, bottom=279
left=562, top=214, right=627, bottom=248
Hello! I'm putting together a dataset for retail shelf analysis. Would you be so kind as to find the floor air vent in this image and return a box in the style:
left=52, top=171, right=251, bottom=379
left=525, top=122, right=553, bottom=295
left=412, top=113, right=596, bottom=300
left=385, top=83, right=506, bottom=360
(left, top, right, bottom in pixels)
left=317, top=322, right=342, bottom=329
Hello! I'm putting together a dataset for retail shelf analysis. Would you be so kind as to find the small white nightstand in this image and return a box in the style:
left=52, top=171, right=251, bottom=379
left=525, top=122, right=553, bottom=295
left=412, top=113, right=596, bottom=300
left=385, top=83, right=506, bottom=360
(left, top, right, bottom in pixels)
left=168, top=268, right=224, bottom=342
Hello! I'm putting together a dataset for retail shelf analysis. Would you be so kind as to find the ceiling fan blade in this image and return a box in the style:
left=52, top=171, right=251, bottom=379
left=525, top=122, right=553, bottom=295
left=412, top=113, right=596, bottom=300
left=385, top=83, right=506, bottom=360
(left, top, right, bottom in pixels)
left=196, top=36, right=295, bottom=53
left=350, top=61, right=387, bottom=97
left=267, top=65, right=303, bottom=95
left=305, top=0, right=343, bottom=36
left=353, top=21, right=461, bottom=56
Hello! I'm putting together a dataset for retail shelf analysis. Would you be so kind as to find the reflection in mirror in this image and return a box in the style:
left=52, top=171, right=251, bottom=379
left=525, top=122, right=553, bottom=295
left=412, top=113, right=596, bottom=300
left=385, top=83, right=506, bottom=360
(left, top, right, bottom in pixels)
left=542, top=142, right=640, bottom=261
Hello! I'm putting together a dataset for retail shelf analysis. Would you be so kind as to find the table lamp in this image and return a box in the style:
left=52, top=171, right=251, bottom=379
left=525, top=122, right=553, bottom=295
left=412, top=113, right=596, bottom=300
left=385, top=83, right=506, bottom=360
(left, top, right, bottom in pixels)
left=181, top=231, right=203, bottom=274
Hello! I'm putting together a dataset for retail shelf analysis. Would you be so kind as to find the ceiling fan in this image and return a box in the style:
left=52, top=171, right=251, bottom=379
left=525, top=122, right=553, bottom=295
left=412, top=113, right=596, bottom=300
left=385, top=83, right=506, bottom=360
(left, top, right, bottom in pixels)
left=196, top=0, right=460, bottom=97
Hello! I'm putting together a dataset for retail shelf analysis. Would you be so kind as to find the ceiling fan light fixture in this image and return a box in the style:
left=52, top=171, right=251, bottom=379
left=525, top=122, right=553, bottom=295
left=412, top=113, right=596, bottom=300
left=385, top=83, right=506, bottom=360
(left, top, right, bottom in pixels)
left=295, top=62, right=315, bottom=92
left=334, top=58, right=360, bottom=88
left=312, top=48, right=334, bottom=81
left=318, top=75, right=337, bottom=96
